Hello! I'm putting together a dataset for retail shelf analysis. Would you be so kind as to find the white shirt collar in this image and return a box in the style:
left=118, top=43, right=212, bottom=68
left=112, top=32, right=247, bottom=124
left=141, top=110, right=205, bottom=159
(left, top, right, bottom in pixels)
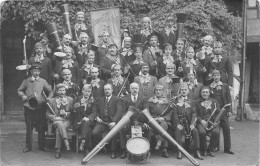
left=106, top=95, right=112, bottom=102
left=131, top=94, right=138, bottom=101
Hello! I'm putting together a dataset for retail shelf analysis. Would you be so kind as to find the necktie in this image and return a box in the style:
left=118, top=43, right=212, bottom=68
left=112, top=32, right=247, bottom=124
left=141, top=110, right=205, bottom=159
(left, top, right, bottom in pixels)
left=133, top=96, right=136, bottom=103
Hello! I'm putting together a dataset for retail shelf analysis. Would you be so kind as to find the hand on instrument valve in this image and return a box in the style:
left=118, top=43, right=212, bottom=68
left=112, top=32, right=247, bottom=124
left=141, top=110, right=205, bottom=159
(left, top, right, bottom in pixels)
left=190, top=124, right=195, bottom=131
left=201, top=120, right=207, bottom=128
left=177, top=124, right=183, bottom=130
left=109, top=122, right=116, bottom=129
left=83, top=117, right=89, bottom=121
left=96, top=117, right=103, bottom=123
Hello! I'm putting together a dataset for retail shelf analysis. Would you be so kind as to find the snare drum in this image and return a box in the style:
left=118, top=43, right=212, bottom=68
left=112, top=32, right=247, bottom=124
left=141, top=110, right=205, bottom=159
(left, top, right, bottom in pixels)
left=126, top=137, right=150, bottom=163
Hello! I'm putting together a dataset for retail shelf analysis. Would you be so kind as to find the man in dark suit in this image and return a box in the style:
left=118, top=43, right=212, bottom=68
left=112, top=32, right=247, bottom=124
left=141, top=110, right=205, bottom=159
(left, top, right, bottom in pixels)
left=92, top=83, right=123, bottom=159
left=119, top=83, right=149, bottom=158
left=210, top=69, right=234, bottom=155
left=211, top=41, right=233, bottom=87
left=160, top=17, right=177, bottom=49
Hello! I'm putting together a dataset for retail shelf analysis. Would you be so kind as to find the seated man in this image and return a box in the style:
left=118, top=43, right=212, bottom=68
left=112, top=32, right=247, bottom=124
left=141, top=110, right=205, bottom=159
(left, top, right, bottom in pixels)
left=172, top=83, right=203, bottom=160
left=92, top=83, right=123, bottom=159
left=119, top=83, right=150, bottom=159
left=73, top=84, right=97, bottom=155
left=146, top=84, right=172, bottom=158
left=46, top=83, right=74, bottom=159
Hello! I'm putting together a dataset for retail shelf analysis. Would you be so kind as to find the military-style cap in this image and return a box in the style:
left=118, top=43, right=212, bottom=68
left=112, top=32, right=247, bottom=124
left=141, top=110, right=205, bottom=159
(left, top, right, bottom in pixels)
left=140, top=62, right=149, bottom=68
left=212, top=69, right=222, bottom=75
left=31, top=62, right=42, bottom=70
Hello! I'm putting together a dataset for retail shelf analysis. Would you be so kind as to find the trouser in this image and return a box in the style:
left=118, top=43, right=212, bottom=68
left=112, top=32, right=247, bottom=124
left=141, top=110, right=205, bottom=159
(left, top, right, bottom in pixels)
left=149, top=120, right=169, bottom=149
left=92, top=123, right=118, bottom=151
left=174, top=127, right=200, bottom=150
left=80, top=120, right=93, bottom=150
left=197, top=124, right=220, bottom=152
left=119, top=123, right=151, bottom=150
left=217, top=115, right=231, bottom=151
left=24, top=105, right=46, bottom=149
left=53, top=120, right=71, bottom=150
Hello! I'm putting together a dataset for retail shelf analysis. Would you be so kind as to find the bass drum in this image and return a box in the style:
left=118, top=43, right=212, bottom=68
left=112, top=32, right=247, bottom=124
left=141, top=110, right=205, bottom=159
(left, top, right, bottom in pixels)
left=126, top=137, right=150, bottom=163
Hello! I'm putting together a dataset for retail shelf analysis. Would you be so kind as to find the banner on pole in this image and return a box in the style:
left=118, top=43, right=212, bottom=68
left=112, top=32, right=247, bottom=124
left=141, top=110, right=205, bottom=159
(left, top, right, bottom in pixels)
left=90, top=7, right=121, bottom=48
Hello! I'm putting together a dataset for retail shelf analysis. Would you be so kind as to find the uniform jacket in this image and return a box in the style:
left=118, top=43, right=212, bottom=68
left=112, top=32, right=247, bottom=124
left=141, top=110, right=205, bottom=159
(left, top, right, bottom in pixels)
left=210, top=82, right=231, bottom=109
left=134, top=75, right=158, bottom=99
left=160, top=29, right=177, bottom=49
left=159, top=75, right=181, bottom=99
left=186, top=81, right=203, bottom=100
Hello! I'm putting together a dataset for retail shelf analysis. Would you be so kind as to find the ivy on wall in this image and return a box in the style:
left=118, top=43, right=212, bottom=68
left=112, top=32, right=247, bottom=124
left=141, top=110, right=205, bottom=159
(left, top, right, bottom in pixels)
left=1, top=0, right=242, bottom=60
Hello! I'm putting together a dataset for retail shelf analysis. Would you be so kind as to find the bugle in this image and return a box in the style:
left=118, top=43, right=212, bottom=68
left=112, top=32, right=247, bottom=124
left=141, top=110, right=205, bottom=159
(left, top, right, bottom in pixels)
left=214, top=103, right=231, bottom=123
left=141, top=109, right=200, bottom=166
left=81, top=106, right=137, bottom=164
left=205, top=103, right=218, bottom=131
left=60, top=4, right=72, bottom=36
left=42, top=91, right=56, bottom=116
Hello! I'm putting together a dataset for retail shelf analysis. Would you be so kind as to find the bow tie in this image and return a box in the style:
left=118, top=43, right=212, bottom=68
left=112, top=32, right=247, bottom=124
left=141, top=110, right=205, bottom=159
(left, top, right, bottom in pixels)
left=165, top=76, right=172, bottom=84
left=56, top=97, right=68, bottom=109
left=62, top=59, right=74, bottom=68
left=91, top=79, right=100, bottom=88
left=63, top=81, right=73, bottom=89
left=112, top=76, right=124, bottom=86
left=35, top=54, right=44, bottom=62
left=163, top=55, right=174, bottom=65
left=177, top=98, right=191, bottom=108
left=210, top=81, right=223, bottom=90
left=78, top=46, right=88, bottom=55
left=201, top=100, right=212, bottom=109
left=141, top=29, right=151, bottom=37
left=31, top=76, right=39, bottom=82
left=84, top=64, right=93, bottom=73
left=140, top=75, right=150, bottom=84
left=212, top=55, right=223, bottom=63
left=133, top=59, right=144, bottom=64
left=121, top=48, right=132, bottom=56
left=165, top=27, right=175, bottom=36
left=75, top=23, right=87, bottom=31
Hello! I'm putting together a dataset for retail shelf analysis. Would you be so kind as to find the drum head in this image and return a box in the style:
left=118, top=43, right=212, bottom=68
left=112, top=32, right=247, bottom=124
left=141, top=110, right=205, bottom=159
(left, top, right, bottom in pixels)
left=126, top=137, right=150, bottom=155
left=54, top=52, right=67, bottom=57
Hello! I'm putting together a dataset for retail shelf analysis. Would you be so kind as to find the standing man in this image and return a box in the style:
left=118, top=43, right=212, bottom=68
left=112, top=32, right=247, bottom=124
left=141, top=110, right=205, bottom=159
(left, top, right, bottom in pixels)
left=160, top=16, right=177, bottom=49
left=210, top=69, right=234, bottom=154
left=72, top=11, right=94, bottom=44
left=92, top=84, right=123, bottom=159
left=134, top=62, right=158, bottom=99
left=18, top=63, right=53, bottom=153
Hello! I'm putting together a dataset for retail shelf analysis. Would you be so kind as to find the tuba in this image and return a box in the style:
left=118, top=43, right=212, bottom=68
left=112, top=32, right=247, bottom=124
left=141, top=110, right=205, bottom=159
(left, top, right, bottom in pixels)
left=46, top=22, right=62, bottom=51
left=81, top=106, right=137, bottom=164
left=176, top=13, right=187, bottom=39
left=213, top=103, right=232, bottom=124
left=60, top=4, right=72, bottom=36
left=141, top=109, right=200, bottom=166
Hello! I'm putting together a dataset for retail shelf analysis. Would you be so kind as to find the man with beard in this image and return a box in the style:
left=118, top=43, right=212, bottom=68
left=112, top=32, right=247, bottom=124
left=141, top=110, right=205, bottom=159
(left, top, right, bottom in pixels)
left=134, top=62, right=158, bottom=99
left=96, top=31, right=111, bottom=65
left=106, top=64, right=130, bottom=97
left=18, top=63, right=53, bottom=153
left=119, top=37, right=135, bottom=64
left=75, top=32, right=90, bottom=67
left=210, top=69, right=234, bottom=155
left=172, top=83, right=203, bottom=160
left=159, top=63, right=182, bottom=99
left=46, top=83, right=74, bottom=158
left=100, top=43, right=128, bottom=81
left=119, top=83, right=150, bottom=159
left=72, top=11, right=94, bottom=44
left=92, top=84, right=123, bottom=159
left=28, top=42, right=54, bottom=85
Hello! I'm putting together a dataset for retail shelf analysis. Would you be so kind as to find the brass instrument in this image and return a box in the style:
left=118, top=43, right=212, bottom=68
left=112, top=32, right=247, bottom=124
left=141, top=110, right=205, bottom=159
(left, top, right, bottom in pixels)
left=214, top=103, right=232, bottom=123
left=81, top=106, right=137, bottom=164
left=16, top=36, right=31, bottom=73
left=24, top=92, right=38, bottom=110
left=141, top=109, right=200, bottom=166
left=205, top=103, right=218, bottom=131
left=42, top=91, right=56, bottom=116
left=176, top=13, right=187, bottom=39
left=46, top=22, right=62, bottom=51
left=60, top=4, right=72, bottom=36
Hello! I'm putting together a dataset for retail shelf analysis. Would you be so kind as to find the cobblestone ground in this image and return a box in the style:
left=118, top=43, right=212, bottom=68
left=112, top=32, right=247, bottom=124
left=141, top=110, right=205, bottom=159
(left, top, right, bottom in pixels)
left=0, top=119, right=259, bottom=166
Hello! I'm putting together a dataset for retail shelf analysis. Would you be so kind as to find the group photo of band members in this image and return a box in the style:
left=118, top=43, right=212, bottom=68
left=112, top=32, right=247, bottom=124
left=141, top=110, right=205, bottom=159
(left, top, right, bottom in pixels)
left=17, top=4, right=237, bottom=165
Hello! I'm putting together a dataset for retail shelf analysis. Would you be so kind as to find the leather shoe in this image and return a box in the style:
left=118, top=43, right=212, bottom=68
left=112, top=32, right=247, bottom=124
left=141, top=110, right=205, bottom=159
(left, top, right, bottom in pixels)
left=224, top=150, right=234, bottom=154
left=39, top=147, right=50, bottom=152
left=55, top=152, right=61, bottom=159
left=177, top=151, right=182, bottom=159
left=207, top=151, right=215, bottom=157
left=23, top=147, right=31, bottom=153
left=213, top=147, right=219, bottom=152
left=111, top=151, right=117, bottom=159
left=194, top=150, right=203, bottom=160
left=161, top=149, right=169, bottom=158
left=120, top=150, right=127, bottom=159
left=65, top=145, right=71, bottom=151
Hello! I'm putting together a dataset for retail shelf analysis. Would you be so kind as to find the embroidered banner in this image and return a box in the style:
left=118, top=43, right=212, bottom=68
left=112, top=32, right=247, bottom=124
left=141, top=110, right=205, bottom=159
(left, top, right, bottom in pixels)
left=90, top=7, right=121, bottom=47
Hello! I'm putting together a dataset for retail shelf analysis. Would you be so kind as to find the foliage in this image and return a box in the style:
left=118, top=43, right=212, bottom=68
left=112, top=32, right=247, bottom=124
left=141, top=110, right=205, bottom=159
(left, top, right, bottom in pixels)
left=1, top=0, right=242, bottom=60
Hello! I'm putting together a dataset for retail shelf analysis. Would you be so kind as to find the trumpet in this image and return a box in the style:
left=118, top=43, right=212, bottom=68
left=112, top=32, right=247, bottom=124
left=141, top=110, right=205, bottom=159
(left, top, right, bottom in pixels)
left=205, top=103, right=218, bottom=131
